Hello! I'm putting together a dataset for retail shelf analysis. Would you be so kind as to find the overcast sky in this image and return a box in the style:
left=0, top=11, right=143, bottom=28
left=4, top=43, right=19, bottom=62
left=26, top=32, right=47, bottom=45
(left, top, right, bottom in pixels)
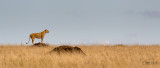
left=0, top=0, right=160, bottom=45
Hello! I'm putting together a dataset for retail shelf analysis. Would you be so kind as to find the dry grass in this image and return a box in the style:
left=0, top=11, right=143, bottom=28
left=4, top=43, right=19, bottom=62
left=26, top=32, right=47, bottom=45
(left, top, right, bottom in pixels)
left=0, top=44, right=160, bottom=68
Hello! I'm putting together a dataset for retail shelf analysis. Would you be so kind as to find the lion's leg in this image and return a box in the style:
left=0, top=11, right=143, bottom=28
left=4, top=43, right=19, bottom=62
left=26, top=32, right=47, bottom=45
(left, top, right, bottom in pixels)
left=32, top=38, right=35, bottom=44
left=41, top=38, right=44, bottom=43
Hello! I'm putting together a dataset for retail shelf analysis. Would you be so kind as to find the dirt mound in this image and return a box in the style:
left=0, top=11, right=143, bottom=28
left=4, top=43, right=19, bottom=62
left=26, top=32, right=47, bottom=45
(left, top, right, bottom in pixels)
left=32, top=43, right=49, bottom=46
left=50, top=45, right=86, bottom=55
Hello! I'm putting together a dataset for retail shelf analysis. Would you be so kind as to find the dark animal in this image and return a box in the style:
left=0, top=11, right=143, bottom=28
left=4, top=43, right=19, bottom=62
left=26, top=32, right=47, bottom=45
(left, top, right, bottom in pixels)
left=51, top=45, right=86, bottom=55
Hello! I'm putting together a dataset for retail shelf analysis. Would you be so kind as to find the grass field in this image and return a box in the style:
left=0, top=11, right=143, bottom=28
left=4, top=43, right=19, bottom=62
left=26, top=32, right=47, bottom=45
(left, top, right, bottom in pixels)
left=0, top=44, right=159, bottom=68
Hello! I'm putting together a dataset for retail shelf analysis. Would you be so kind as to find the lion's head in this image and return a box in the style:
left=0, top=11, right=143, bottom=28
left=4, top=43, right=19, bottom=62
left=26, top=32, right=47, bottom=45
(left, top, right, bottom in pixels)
left=44, top=29, right=49, bottom=33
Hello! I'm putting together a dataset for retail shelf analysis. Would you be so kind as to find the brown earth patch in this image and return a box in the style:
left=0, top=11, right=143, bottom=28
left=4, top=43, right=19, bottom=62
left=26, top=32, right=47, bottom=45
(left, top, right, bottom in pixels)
left=50, top=45, right=86, bottom=55
left=32, top=43, right=49, bottom=47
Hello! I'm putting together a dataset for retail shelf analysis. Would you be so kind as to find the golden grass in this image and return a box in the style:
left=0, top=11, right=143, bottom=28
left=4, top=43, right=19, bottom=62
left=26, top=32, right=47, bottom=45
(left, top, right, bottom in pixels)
left=0, top=45, right=160, bottom=68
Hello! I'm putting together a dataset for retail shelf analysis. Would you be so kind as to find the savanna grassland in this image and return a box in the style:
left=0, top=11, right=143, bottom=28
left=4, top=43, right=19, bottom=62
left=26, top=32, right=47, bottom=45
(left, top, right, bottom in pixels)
left=0, top=44, right=160, bottom=68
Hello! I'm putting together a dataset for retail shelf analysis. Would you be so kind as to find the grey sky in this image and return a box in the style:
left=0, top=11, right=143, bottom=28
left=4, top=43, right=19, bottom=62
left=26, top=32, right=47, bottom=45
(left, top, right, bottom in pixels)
left=0, top=0, right=160, bottom=45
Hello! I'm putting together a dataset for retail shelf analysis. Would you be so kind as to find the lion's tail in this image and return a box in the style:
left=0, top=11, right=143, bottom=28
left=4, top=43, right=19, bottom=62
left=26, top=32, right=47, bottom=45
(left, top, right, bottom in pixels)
left=26, top=37, right=31, bottom=44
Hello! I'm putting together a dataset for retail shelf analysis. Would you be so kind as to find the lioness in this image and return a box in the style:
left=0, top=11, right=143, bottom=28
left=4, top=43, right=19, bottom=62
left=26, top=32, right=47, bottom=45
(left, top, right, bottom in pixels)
left=26, top=29, right=49, bottom=44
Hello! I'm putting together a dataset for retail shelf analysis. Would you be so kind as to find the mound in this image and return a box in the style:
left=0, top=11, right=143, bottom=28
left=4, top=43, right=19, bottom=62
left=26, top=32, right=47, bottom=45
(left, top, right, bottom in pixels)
left=50, top=45, right=86, bottom=55
left=32, top=43, right=49, bottom=46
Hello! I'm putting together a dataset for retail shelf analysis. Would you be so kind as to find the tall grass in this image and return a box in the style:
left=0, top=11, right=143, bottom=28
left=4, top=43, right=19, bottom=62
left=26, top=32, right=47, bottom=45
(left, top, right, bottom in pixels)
left=0, top=45, right=159, bottom=68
